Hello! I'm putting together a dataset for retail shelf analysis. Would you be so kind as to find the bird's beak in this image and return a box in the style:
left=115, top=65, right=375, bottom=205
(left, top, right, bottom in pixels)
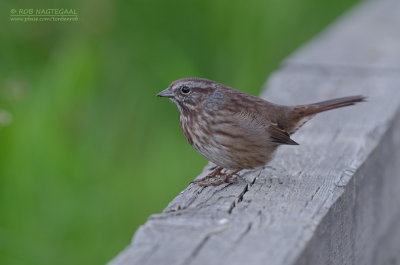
left=157, top=87, right=174, bottom=98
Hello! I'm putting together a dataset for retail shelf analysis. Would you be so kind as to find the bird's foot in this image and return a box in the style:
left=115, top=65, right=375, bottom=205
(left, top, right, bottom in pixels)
left=193, top=168, right=242, bottom=187
left=191, top=166, right=224, bottom=184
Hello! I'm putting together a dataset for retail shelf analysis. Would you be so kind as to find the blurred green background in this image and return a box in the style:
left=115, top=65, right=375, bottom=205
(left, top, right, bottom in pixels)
left=0, top=0, right=358, bottom=264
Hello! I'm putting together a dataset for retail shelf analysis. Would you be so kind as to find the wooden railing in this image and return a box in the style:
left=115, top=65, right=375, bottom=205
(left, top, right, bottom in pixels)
left=109, top=0, right=400, bottom=264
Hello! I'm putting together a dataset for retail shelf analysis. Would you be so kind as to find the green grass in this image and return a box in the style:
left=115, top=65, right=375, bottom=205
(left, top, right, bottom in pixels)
left=0, top=0, right=358, bottom=264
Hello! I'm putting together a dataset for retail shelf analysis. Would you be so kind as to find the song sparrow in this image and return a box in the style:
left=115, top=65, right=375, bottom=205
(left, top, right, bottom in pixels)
left=157, top=78, right=365, bottom=186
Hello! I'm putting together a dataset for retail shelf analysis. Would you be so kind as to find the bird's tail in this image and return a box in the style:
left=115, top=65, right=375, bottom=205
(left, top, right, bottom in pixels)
left=304, top=95, right=366, bottom=115
left=285, top=95, right=366, bottom=134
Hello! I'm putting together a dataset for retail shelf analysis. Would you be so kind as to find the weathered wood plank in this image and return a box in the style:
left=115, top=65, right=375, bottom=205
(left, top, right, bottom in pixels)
left=286, top=0, right=400, bottom=69
left=109, top=0, right=400, bottom=264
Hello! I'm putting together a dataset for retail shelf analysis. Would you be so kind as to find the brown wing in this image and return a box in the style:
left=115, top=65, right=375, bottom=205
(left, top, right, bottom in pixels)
left=221, top=111, right=298, bottom=146
left=268, top=123, right=299, bottom=145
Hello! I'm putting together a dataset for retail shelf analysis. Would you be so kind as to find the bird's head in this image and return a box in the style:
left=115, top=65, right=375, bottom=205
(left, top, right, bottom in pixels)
left=157, top=78, right=220, bottom=113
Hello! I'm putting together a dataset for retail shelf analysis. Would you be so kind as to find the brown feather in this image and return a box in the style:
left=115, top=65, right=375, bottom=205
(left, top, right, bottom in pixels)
left=268, top=124, right=299, bottom=145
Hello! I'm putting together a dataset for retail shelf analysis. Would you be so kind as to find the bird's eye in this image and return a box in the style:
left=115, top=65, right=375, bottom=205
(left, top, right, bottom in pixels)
left=180, top=86, right=191, bottom=94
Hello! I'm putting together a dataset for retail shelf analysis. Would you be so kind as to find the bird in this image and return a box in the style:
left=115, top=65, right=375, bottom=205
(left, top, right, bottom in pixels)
left=157, top=77, right=365, bottom=186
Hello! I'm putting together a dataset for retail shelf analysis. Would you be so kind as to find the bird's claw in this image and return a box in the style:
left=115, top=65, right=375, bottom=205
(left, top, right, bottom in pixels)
left=191, top=168, right=241, bottom=187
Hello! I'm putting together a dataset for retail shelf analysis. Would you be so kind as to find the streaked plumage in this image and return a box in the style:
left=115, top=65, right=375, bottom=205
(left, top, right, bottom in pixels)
left=157, top=77, right=365, bottom=186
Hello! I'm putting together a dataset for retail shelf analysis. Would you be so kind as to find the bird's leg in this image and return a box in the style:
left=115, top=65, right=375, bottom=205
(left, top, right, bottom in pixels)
left=198, top=169, right=242, bottom=187
left=191, top=166, right=224, bottom=184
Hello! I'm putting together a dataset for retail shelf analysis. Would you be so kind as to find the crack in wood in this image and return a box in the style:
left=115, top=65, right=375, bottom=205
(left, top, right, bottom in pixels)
left=227, top=170, right=263, bottom=214
left=228, top=183, right=249, bottom=214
